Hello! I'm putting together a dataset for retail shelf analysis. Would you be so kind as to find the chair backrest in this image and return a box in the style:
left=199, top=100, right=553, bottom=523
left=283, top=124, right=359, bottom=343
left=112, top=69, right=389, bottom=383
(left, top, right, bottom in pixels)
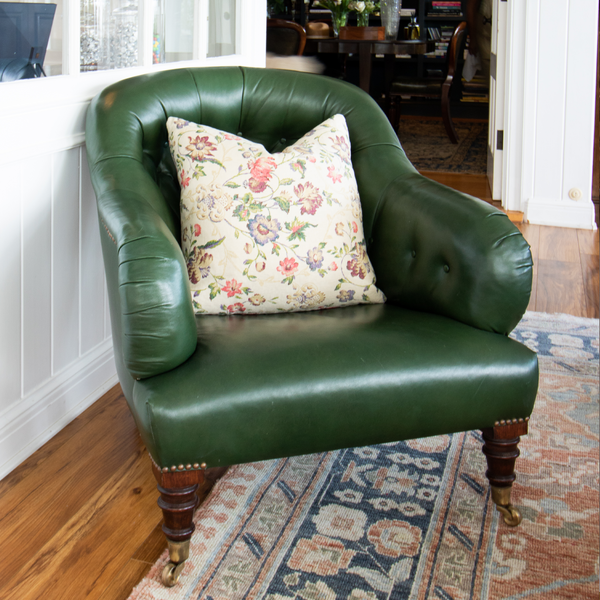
left=267, top=19, right=307, bottom=55
left=444, top=21, right=467, bottom=80
left=85, top=67, right=411, bottom=387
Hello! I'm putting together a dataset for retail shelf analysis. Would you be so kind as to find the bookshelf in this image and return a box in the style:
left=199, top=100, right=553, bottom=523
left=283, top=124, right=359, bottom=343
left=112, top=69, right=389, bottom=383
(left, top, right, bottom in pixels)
left=418, top=0, right=465, bottom=78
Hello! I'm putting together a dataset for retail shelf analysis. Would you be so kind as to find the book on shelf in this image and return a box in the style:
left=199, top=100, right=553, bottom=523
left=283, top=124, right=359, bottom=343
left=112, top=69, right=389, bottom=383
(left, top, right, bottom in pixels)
left=427, top=11, right=463, bottom=17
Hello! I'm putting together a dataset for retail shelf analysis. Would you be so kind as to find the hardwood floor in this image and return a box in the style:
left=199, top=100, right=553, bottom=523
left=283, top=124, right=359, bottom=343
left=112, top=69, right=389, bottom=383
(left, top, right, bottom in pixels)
left=1, top=173, right=597, bottom=600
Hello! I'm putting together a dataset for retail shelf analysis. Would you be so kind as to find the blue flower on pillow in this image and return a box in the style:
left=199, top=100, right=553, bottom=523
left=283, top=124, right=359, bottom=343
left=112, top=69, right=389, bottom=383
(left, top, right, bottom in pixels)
left=337, top=289, right=355, bottom=303
left=307, top=247, right=324, bottom=271
left=248, top=215, right=281, bottom=245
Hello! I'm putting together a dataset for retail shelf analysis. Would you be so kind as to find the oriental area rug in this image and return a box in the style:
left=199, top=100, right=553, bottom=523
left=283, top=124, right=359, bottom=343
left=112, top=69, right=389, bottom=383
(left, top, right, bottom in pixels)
left=129, top=312, right=599, bottom=600
left=397, top=118, right=488, bottom=175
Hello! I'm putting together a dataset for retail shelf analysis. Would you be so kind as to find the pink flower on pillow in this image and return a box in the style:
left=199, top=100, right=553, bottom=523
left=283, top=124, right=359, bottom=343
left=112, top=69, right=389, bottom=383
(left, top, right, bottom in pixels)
left=294, top=182, right=323, bottom=216
left=194, top=224, right=202, bottom=237
left=180, top=169, right=191, bottom=188
left=249, top=178, right=267, bottom=193
left=277, top=257, right=299, bottom=276
left=226, top=303, right=245, bottom=313
left=249, top=156, right=277, bottom=182
left=327, top=165, right=342, bottom=184
left=222, top=279, right=243, bottom=297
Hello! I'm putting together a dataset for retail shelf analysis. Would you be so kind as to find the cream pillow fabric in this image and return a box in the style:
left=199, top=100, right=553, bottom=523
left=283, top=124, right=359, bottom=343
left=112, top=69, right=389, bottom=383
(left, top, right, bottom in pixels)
left=167, top=114, right=385, bottom=315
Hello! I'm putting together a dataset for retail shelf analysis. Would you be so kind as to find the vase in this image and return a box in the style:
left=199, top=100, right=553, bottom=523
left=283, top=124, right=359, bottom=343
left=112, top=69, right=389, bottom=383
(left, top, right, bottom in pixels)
left=331, top=11, right=349, bottom=37
left=380, top=0, right=401, bottom=41
left=356, top=11, right=369, bottom=27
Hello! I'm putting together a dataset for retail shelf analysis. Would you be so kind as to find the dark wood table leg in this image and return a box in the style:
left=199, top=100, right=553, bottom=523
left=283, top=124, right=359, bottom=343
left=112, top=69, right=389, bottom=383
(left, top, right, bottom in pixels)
left=358, top=42, right=372, bottom=93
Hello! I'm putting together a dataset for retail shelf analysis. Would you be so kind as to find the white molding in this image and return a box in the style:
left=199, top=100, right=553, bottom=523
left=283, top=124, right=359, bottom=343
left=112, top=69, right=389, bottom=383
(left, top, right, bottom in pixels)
left=501, top=0, right=598, bottom=226
left=0, top=341, right=117, bottom=481
left=524, top=197, right=598, bottom=230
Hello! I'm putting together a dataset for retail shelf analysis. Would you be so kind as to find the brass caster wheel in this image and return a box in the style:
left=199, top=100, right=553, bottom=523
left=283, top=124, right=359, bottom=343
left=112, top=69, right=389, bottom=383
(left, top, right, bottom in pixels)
left=162, top=561, right=185, bottom=587
left=490, top=486, right=522, bottom=527
left=496, top=503, right=522, bottom=527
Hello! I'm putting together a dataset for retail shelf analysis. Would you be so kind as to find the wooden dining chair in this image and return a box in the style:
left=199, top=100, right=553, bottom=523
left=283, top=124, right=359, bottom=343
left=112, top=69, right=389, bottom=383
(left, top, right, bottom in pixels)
left=387, top=22, right=468, bottom=143
left=267, top=19, right=307, bottom=56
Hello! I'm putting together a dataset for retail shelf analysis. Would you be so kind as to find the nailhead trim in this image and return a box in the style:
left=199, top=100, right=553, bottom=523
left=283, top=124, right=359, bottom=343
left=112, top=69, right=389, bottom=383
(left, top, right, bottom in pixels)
left=494, top=416, right=529, bottom=426
left=100, top=217, right=117, bottom=246
left=150, top=453, right=208, bottom=473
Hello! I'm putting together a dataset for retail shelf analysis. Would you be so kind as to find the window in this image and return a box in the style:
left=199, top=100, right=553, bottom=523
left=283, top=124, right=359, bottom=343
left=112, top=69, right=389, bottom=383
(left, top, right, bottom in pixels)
left=1, top=0, right=254, bottom=82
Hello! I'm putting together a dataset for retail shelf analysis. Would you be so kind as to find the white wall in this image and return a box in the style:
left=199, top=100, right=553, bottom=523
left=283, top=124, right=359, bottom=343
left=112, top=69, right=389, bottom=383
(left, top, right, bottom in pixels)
left=0, top=1, right=267, bottom=481
left=503, top=0, right=598, bottom=229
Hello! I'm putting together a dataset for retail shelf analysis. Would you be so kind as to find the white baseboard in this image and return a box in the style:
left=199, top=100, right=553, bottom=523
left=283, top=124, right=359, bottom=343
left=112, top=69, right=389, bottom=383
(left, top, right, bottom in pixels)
left=0, top=341, right=118, bottom=481
left=524, top=197, right=598, bottom=230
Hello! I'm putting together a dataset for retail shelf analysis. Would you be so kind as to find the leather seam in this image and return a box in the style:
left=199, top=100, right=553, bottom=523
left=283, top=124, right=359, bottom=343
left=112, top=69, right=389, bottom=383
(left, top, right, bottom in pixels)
left=91, top=154, right=145, bottom=175
left=238, top=66, right=246, bottom=136
left=187, top=67, right=204, bottom=125
left=352, top=140, right=403, bottom=155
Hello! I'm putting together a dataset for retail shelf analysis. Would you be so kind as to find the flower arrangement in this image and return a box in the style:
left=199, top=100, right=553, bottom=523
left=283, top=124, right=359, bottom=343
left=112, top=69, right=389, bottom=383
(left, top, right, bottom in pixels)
left=313, top=0, right=381, bottom=34
left=313, top=0, right=353, bottom=36
left=349, top=1, right=380, bottom=26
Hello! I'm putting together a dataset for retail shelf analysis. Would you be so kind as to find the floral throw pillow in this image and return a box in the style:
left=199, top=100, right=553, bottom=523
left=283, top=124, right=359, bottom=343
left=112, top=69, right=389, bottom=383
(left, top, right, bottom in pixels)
left=167, top=114, right=386, bottom=315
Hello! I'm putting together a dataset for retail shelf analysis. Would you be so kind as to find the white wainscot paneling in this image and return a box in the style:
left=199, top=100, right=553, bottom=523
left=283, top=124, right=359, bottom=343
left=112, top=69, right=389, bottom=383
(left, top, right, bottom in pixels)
left=0, top=164, right=22, bottom=413
left=53, top=148, right=81, bottom=373
left=81, top=147, right=107, bottom=355
left=0, top=146, right=117, bottom=481
left=22, top=159, right=53, bottom=396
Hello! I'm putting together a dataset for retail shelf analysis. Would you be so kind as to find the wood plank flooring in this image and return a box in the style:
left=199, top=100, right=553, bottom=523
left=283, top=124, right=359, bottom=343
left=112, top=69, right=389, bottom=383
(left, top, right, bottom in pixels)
left=1, top=172, right=597, bottom=600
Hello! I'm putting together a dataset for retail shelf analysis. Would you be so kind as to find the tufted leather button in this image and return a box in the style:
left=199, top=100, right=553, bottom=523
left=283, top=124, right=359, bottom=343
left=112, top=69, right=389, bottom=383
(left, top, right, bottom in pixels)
left=280, top=137, right=286, bottom=144
left=237, top=132, right=243, bottom=136
left=411, top=250, right=416, bottom=258
left=444, top=264, right=450, bottom=273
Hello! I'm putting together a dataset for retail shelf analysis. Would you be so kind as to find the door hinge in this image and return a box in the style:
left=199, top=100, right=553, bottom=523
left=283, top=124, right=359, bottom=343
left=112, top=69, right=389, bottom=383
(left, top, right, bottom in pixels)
left=497, top=130, right=504, bottom=151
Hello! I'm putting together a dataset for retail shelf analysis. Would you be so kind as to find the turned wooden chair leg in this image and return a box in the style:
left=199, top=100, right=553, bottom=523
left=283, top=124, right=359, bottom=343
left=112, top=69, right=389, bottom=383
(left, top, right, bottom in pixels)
left=157, top=482, right=199, bottom=586
left=151, top=460, right=228, bottom=587
left=441, top=81, right=459, bottom=144
left=481, top=418, right=529, bottom=527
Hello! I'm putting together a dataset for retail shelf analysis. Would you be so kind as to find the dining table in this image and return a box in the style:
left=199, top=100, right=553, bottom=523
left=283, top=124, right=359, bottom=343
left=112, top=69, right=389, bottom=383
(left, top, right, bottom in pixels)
left=304, top=37, right=435, bottom=96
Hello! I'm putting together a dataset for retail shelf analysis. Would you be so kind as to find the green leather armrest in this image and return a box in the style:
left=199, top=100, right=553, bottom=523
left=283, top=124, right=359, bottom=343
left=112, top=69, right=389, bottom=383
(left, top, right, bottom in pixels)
left=368, top=172, right=533, bottom=335
left=96, top=184, right=196, bottom=380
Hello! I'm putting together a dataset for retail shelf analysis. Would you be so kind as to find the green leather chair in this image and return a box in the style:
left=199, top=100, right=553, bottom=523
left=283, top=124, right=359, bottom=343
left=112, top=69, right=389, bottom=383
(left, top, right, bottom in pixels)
left=86, top=67, right=538, bottom=587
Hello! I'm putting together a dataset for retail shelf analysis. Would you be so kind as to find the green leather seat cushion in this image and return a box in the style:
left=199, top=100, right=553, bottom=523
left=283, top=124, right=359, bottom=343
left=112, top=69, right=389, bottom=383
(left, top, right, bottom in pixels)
left=132, top=304, right=538, bottom=469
